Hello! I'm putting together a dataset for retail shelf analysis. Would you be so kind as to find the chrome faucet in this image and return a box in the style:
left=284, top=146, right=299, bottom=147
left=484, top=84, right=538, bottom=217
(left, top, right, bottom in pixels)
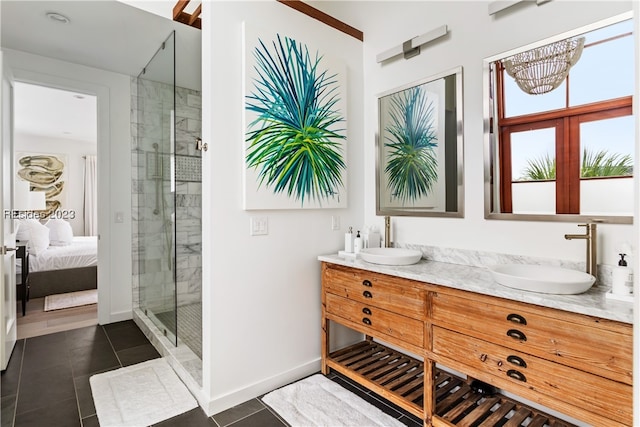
left=384, top=216, right=391, bottom=248
left=564, top=223, right=597, bottom=278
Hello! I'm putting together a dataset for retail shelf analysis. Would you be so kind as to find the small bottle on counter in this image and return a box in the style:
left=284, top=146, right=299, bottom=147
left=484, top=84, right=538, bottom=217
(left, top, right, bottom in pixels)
left=353, top=230, right=362, bottom=254
left=612, top=253, right=632, bottom=296
left=344, top=227, right=353, bottom=253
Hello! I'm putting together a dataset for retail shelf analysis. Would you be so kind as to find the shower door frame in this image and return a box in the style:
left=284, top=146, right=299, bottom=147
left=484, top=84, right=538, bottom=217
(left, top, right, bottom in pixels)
left=137, top=31, right=178, bottom=346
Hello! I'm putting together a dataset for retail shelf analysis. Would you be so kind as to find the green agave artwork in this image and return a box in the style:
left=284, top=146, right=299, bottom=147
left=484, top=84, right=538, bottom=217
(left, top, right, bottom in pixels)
left=245, top=34, right=346, bottom=206
left=384, top=86, right=438, bottom=203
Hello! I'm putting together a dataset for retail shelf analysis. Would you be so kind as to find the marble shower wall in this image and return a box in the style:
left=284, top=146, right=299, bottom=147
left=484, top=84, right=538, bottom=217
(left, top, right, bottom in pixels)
left=131, top=76, right=202, bottom=313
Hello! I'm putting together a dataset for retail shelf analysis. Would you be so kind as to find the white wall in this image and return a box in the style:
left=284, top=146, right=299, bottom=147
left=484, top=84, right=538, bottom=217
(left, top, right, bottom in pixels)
left=14, top=133, right=97, bottom=236
left=201, top=1, right=364, bottom=414
left=313, top=1, right=634, bottom=267
left=4, top=49, right=133, bottom=324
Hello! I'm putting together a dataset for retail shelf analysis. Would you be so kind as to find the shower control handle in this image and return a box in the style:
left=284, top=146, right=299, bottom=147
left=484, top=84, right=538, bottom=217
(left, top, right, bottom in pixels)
left=195, top=137, right=208, bottom=152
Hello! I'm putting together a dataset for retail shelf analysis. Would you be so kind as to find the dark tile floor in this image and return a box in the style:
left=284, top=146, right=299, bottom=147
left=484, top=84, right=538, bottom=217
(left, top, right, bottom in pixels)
left=1, top=320, right=421, bottom=427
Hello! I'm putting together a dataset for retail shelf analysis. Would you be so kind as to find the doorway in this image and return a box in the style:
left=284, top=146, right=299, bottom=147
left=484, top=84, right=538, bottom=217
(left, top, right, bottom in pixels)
left=11, top=82, right=99, bottom=339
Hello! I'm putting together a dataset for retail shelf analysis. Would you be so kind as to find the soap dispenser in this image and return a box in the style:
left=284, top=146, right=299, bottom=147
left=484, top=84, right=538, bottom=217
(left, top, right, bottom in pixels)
left=612, top=253, right=631, bottom=296
left=344, top=227, right=353, bottom=253
left=353, top=230, right=362, bottom=254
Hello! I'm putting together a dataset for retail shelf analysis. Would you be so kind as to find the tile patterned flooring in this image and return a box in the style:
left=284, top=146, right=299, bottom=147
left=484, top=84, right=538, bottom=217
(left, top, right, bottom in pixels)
left=1, top=320, right=422, bottom=427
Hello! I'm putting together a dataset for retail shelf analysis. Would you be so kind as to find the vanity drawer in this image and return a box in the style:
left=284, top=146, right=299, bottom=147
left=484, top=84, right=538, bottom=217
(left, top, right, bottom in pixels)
left=325, top=293, right=424, bottom=348
left=323, top=264, right=426, bottom=320
left=431, top=290, right=632, bottom=384
left=432, top=326, right=632, bottom=425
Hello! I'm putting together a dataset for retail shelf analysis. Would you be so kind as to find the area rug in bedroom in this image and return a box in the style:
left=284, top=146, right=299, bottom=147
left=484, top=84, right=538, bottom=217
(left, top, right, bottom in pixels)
left=262, top=374, right=405, bottom=427
left=90, top=358, right=197, bottom=427
left=43, top=289, right=98, bottom=311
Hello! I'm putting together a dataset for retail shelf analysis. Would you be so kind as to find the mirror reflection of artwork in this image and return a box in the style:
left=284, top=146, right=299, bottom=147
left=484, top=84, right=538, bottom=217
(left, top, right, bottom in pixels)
left=376, top=67, right=463, bottom=217
left=485, top=14, right=633, bottom=223
left=16, top=153, right=66, bottom=217
left=383, top=85, right=439, bottom=204
left=243, top=24, right=347, bottom=210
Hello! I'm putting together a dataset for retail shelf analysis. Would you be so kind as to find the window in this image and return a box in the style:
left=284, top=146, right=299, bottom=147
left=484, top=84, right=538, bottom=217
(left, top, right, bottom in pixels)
left=494, top=20, right=633, bottom=215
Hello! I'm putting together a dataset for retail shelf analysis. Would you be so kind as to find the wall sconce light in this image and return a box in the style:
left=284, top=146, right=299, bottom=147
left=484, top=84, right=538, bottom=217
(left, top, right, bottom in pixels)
left=376, top=25, right=449, bottom=63
left=488, top=0, right=552, bottom=16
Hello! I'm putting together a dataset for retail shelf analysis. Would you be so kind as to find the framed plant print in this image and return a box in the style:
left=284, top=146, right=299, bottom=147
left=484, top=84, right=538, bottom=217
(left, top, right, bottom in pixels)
left=242, top=23, right=348, bottom=210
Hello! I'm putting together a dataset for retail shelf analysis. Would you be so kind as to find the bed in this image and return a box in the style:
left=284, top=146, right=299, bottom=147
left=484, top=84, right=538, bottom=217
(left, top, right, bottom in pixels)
left=26, top=236, right=98, bottom=298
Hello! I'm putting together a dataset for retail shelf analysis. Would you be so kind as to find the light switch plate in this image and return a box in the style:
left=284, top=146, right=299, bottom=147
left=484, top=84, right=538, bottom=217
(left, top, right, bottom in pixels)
left=331, top=215, right=340, bottom=230
left=250, top=216, right=268, bottom=236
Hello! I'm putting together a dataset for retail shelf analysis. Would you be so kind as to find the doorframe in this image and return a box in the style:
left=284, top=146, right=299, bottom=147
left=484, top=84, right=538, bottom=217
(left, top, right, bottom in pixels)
left=1, top=51, right=18, bottom=368
left=8, top=68, right=111, bottom=325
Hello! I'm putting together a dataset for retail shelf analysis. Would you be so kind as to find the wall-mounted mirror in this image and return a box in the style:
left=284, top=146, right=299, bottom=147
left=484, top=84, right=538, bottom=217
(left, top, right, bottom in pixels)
left=484, top=13, right=634, bottom=224
left=376, top=66, right=464, bottom=217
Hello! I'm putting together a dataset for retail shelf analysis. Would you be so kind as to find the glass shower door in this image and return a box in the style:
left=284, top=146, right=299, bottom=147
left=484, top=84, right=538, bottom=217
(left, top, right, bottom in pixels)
left=137, top=32, right=177, bottom=345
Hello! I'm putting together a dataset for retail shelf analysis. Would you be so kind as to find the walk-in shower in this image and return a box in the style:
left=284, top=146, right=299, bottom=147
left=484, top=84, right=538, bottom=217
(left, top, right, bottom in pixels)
left=132, top=31, right=202, bottom=364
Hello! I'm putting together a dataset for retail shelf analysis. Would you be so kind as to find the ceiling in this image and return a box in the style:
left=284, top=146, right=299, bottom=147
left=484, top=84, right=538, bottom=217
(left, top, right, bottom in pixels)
left=1, top=1, right=201, bottom=87
left=1, top=0, right=201, bottom=143
left=14, top=82, right=97, bottom=144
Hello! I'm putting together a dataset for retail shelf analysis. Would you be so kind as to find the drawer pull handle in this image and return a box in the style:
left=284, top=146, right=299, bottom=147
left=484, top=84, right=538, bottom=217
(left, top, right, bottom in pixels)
left=506, top=313, right=527, bottom=325
left=507, top=369, right=527, bottom=382
left=506, top=329, right=527, bottom=342
left=507, top=355, right=527, bottom=368
left=363, top=291, right=373, bottom=299
left=479, top=354, right=488, bottom=362
left=362, top=280, right=372, bottom=287
left=362, top=308, right=372, bottom=315
left=362, top=317, right=371, bottom=325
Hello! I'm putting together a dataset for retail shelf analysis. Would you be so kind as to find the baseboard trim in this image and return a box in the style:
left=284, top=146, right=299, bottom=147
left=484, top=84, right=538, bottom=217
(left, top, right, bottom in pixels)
left=107, top=310, right=132, bottom=323
left=203, top=358, right=321, bottom=416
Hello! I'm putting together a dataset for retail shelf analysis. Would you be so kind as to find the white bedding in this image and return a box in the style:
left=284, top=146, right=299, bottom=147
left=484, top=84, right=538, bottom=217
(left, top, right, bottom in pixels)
left=28, top=236, right=98, bottom=273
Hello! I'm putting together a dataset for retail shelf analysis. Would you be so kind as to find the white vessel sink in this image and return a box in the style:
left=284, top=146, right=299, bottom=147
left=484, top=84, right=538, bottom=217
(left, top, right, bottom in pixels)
left=359, top=248, right=422, bottom=266
left=488, top=264, right=595, bottom=295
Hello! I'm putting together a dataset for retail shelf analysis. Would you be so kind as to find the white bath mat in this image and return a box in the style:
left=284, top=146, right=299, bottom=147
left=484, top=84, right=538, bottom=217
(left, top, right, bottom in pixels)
left=262, top=374, right=406, bottom=427
left=43, top=289, right=98, bottom=311
left=90, top=358, right=197, bottom=427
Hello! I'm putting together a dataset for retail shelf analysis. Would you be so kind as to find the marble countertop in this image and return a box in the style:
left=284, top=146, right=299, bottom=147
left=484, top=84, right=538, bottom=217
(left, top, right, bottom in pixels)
left=318, top=254, right=633, bottom=324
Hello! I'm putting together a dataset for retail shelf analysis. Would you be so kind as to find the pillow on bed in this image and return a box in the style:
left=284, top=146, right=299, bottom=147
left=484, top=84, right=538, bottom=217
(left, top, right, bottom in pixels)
left=16, top=219, right=40, bottom=241
left=27, top=221, right=50, bottom=255
left=45, top=219, right=74, bottom=246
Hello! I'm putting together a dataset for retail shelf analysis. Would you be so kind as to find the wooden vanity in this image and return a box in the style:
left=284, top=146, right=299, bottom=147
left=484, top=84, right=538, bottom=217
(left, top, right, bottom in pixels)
left=320, top=262, right=633, bottom=427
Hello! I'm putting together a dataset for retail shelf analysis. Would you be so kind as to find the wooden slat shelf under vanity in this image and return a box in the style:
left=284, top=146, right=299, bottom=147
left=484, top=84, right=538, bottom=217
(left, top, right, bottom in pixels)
left=326, top=340, right=575, bottom=427
left=321, top=262, right=632, bottom=426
